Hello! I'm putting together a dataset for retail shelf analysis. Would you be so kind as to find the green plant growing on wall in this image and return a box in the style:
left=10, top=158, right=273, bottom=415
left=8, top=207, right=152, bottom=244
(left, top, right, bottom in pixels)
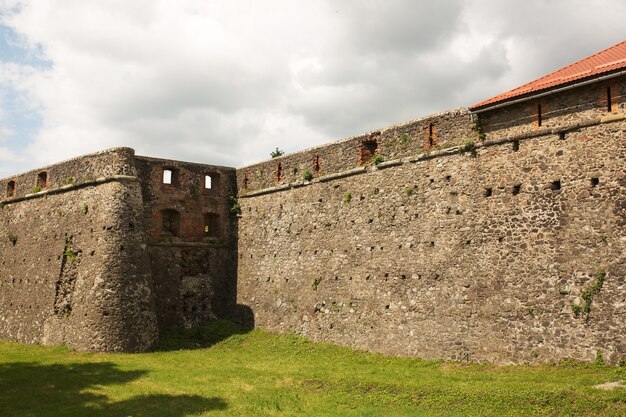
left=32, top=186, right=42, bottom=193
left=302, top=169, right=313, bottom=181
left=343, top=192, right=352, bottom=204
left=373, top=188, right=380, bottom=195
left=371, top=154, right=384, bottom=165
left=229, top=196, right=242, bottom=215
left=459, top=140, right=476, bottom=154
left=63, top=176, right=74, bottom=185
left=311, top=277, right=322, bottom=291
left=595, top=350, right=605, bottom=365
left=399, top=133, right=411, bottom=147
left=291, top=166, right=298, bottom=175
left=82, top=203, right=89, bottom=215
left=5, top=231, right=17, bottom=246
left=270, top=147, right=284, bottom=158
left=470, top=116, right=486, bottom=141
left=580, top=269, right=606, bottom=318
left=63, top=242, right=77, bottom=262
left=405, top=186, right=416, bottom=196
left=572, top=269, right=606, bottom=320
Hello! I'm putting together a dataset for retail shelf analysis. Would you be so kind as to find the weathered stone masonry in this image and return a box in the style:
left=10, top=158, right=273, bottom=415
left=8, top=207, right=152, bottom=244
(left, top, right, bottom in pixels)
left=235, top=76, right=626, bottom=364
left=0, top=61, right=624, bottom=364
left=0, top=148, right=236, bottom=351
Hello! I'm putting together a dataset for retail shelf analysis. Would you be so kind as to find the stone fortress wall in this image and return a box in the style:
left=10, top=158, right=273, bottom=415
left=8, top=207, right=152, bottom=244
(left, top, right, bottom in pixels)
left=235, top=76, right=626, bottom=363
left=0, top=148, right=236, bottom=351
left=0, top=68, right=624, bottom=363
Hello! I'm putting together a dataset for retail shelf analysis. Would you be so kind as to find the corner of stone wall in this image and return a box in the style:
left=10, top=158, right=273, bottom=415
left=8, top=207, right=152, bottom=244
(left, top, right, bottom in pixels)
left=44, top=178, right=158, bottom=352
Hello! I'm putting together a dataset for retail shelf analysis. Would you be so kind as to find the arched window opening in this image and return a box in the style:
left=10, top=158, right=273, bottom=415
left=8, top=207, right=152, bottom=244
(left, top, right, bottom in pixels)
left=36, top=171, right=48, bottom=189
left=204, top=172, right=219, bottom=191
left=161, top=209, right=181, bottom=237
left=204, top=213, right=220, bottom=238
left=162, top=168, right=179, bottom=186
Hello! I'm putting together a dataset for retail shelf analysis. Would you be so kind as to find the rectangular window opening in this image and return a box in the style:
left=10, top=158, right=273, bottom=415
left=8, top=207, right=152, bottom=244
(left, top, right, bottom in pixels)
left=36, top=172, right=48, bottom=189
left=163, top=169, right=172, bottom=184
left=7, top=180, right=16, bottom=197
left=204, top=213, right=220, bottom=238
left=161, top=209, right=180, bottom=237
left=359, top=139, right=378, bottom=165
left=162, top=168, right=179, bottom=186
left=205, top=175, right=212, bottom=189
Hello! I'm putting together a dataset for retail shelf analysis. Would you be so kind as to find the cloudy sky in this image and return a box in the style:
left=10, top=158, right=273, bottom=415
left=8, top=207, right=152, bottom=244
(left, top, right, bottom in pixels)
left=0, top=0, right=624, bottom=177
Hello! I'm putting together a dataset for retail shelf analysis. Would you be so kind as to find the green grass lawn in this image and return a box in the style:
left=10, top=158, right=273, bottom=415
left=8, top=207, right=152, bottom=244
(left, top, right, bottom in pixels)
left=1, top=321, right=625, bottom=416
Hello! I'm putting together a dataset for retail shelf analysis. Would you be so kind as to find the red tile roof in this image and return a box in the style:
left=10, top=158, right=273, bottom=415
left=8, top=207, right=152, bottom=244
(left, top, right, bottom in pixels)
left=469, top=39, right=626, bottom=111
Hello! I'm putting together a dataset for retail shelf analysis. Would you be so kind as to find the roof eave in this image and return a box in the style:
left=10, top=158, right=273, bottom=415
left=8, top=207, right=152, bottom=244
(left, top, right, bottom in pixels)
left=469, top=68, right=626, bottom=114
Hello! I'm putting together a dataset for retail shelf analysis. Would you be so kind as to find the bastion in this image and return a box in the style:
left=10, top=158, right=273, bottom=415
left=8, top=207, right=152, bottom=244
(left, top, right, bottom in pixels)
left=1, top=40, right=625, bottom=362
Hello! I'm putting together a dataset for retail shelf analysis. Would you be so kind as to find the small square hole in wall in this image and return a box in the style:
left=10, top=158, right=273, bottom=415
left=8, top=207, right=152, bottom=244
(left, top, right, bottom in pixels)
left=591, top=177, right=599, bottom=187
left=550, top=180, right=561, bottom=191
left=512, top=184, right=521, bottom=195
left=484, top=187, right=492, bottom=197
left=558, top=132, right=566, bottom=140
left=512, top=140, right=520, bottom=152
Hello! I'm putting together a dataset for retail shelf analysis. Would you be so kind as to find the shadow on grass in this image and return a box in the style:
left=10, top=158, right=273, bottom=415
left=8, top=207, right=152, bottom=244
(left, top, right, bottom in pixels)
left=156, top=318, right=253, bottom=352
left=0, top=362, right=226, bottom=417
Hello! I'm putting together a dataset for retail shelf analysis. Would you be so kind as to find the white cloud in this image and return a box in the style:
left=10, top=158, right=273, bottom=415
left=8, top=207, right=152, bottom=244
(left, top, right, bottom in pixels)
left=0, top=0, right=624, bottom=176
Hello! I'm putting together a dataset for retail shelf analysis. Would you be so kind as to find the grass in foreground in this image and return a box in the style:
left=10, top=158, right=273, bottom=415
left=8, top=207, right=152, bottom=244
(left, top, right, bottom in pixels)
left=0, top=321, right=625, bottom=416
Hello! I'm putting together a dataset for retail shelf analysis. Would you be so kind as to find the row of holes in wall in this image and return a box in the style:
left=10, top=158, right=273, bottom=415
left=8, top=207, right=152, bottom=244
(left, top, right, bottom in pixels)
left=483, top=177, right=600, bottom=197
left=161, top=209, right=220, bottom=238
left=4, top=172, right=47, bottom=197
left=162, top=169, right=219, bottom=190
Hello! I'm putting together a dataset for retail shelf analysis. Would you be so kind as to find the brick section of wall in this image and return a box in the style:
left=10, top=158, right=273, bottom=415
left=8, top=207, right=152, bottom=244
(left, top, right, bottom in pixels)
left=236, top=120, right=626, bottom=364
left=134, top=156, right=238, bottom=331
